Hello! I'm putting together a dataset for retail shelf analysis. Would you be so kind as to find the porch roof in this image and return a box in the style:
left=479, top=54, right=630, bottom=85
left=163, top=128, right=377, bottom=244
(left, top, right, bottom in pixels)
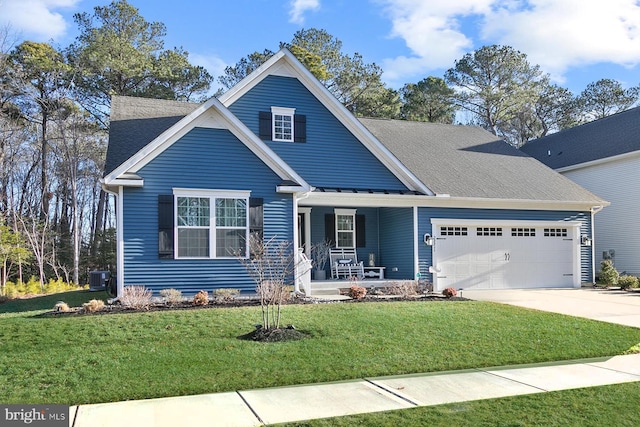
left=314, top=187, right=423, bottom=195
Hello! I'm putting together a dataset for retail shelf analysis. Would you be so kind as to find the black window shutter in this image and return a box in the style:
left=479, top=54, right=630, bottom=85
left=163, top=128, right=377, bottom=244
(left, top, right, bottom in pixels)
left=158, top=195, right=174, bottom=259
left=324, top=214, right=335, bottom=246
left=249, top=197, right=264, bottom=259
left=356, top=214, right=366, bottom=248
left=294, top=114, right=306, bottom=142
left=249, top=198, right=264, bottom=238
left=258, top=111, right=272, bottom=140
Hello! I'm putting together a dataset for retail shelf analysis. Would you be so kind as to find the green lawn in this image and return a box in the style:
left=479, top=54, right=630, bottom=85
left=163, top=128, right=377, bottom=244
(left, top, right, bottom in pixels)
left=1, top=291, right=639, bottom=406
left=283, top=382, right=640, bottom=426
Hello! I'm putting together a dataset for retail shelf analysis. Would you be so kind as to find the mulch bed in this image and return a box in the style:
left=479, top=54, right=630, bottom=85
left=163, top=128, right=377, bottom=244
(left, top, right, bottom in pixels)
left=34, top=293, right=468, bottom=342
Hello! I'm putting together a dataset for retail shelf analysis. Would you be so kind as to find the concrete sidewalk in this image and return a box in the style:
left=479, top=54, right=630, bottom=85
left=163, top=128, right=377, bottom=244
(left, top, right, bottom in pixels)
left=70, top=354, right=640, bottom=427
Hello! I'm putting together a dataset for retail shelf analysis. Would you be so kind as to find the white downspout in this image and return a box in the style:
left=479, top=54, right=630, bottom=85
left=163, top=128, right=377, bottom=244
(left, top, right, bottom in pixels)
left=413, top=206, right=419, bottom=281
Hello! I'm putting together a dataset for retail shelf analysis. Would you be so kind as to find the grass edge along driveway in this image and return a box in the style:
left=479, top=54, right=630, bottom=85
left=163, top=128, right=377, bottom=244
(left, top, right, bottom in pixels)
left=1, top=292, right=639, bottom=405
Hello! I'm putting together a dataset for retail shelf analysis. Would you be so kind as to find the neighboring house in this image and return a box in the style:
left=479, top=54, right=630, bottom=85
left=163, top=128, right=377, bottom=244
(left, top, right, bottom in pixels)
left=522, top=107, right=640, bottom=276
left=102, top=48, right=606, bottom=297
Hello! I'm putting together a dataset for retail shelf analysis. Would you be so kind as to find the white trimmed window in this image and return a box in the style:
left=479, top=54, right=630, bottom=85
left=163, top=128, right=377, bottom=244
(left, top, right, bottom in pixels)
left=174, top=189, right=249, bottom=258
left=271, top=107, right=295, bottom=142
left=335, top=208, right=356, bottom=248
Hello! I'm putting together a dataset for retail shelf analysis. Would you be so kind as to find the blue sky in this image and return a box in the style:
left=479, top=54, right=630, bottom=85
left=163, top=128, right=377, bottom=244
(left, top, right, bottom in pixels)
left=2, top=0, right=640, bottom=95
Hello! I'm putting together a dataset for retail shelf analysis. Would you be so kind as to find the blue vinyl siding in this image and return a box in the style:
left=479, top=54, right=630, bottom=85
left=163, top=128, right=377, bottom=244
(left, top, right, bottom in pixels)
left=228, top=75, right=408, bottom=191
left=416, top=208, right=593, bottom=283
left=379, top=208, right=414, bottom=280
left=122, top=127, right=293, bottom=294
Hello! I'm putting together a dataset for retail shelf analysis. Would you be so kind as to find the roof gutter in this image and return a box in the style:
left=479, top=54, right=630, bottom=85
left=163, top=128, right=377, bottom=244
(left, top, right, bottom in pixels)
left=300, top=191, right=609, bottom=211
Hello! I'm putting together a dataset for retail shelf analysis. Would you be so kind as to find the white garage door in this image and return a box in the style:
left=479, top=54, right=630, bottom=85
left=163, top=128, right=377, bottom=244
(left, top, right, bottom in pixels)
left=431, top=220, right=580, bottom=291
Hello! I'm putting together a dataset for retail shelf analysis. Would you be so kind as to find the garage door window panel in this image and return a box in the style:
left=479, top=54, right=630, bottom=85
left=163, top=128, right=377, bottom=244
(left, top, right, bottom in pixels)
left=544, top=228, right=568, bottom=237
left=512, top=228, right=536, bottom=237
left=441, top=226, right=467, bottom=236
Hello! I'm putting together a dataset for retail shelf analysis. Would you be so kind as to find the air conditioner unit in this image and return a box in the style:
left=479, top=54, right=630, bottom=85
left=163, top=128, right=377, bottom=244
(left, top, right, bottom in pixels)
left=89, top=271, right=110, bottom=291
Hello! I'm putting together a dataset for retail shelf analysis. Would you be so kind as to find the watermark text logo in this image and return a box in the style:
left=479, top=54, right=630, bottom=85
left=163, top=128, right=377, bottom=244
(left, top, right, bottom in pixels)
left=2, top=405, right=68, bottom=426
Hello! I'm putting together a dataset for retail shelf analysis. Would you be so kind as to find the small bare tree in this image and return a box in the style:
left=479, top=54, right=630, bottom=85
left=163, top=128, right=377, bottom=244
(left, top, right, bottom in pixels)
left=238, top=235, right=307, bottom=331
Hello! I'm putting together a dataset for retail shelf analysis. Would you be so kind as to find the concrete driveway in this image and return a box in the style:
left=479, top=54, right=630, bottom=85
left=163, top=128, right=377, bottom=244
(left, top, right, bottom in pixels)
left=462, top=287, right=640, bottom=328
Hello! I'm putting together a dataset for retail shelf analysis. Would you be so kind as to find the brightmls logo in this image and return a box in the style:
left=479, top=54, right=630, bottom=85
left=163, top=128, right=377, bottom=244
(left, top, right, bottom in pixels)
left=2, top=405, right=68, bottom=426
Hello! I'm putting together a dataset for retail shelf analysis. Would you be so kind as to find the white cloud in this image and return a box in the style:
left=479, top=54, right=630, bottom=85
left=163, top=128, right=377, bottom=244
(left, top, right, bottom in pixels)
left=482, top=0, right=640, bottom=81
left=378, top=0, right=494, bottom=82
left=288, top=0, right=320, bottom=25
left=0, top=0, right=79, bottom=41
left=378, top=0, right=640, bottom=85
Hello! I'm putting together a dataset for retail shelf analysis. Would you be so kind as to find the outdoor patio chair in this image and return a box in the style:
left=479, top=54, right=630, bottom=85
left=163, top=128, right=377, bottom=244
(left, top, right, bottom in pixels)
left=330, top=248, right=365, bottom=279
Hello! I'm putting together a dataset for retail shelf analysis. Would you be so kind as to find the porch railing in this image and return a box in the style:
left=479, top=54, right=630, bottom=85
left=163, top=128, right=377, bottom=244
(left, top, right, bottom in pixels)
left=296, top=248, right=312, bottom=296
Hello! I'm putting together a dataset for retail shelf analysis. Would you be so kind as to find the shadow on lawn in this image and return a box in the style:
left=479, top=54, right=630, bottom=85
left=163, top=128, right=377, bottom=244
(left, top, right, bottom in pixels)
left=0, top=290, right=107, bottom=314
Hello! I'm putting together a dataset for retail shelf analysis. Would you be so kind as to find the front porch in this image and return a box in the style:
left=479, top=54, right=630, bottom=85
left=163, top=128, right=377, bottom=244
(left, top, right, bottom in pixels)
left=296, top=204, right=418, bottom=288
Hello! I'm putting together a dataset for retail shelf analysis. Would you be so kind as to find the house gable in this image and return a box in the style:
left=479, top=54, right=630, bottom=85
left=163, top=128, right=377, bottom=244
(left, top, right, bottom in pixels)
left=102, top=95, right=309, bottom=192
left=227, top=74, right=411, bottom=191
left=219, top=49, right=431, bottom=195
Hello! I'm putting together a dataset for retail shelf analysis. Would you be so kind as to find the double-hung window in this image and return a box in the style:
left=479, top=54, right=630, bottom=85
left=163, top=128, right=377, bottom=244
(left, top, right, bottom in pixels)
left=177, top=196, right=210, bottom=257
left=174, top=190, right=249, bottom=258
left=335, top=209, right=356, bottom=248
left=271, top=107, right=295, bottom=142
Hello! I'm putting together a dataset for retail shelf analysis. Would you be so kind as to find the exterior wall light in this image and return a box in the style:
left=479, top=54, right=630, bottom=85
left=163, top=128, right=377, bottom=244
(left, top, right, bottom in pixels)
left=424, top=233, right=434, bottom=246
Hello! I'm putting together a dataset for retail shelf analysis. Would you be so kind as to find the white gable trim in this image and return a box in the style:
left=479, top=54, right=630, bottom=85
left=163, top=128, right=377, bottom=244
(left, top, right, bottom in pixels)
left=218, top=49, right=433, bottom=196
left=103, top=96, right=310, bottom=191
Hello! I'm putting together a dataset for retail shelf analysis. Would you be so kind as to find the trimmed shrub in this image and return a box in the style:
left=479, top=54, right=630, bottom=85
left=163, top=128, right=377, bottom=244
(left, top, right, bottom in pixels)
left=192, top=290, right=209, bottom=306
left=389, top=280, right=419, bottom=298
left=120, top=285, right=153, bottom=309
left=160, top=288, right=183, bottom=304
left=213, top=288, right=240, bottom=302
left=442, top=287, right=457, bottom=298
left=599, top=260, right=619, bottom=287
left=53, top=301, right=70, bottom=312
left=349, top=285, right=367, bottom=300
left=282, top=285, right=294, bottom=302
left=618, top=275, right=639, bottom=290
left=82, top=299, right=105, bottom=313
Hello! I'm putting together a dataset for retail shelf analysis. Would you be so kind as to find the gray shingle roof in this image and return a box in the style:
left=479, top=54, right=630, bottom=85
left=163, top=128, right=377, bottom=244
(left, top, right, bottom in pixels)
left=105, top=96, right=199, bottom=174
left=105, top=96, right=604, bottom=205
left=359, top=118, right=604, bottom=203
left=521, top=106, right=640, bottom=169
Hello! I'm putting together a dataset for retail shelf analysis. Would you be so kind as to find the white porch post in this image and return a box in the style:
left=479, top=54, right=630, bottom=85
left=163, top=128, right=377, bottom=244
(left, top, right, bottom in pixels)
left=292, top=196, right=300, bottom=293
left=293, top=198, right=313, bottom=295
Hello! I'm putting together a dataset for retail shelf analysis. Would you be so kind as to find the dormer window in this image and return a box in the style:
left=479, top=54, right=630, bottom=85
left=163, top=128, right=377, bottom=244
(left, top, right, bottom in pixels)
left=259, top=108, right=306, bottom=143
left=271, top=107, right=295, bottom=142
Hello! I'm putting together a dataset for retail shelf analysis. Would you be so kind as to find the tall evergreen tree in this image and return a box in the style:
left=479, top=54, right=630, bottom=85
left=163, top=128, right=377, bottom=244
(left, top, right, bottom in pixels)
left=577, top=78, right=640, bottom=122
left=400, top=77, right=455, bottom=123
left=445, top=45, right=546, bottom=145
